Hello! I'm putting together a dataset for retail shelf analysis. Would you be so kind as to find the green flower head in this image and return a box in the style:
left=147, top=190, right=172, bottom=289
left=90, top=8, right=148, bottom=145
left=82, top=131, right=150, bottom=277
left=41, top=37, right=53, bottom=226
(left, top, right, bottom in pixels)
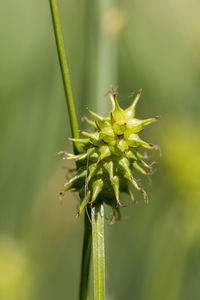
left=60, top=89, right=159, bottom=221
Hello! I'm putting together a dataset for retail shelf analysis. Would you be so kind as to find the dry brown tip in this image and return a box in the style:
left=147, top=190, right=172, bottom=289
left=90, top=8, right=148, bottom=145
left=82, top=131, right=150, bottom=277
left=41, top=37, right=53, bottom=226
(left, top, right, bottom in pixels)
left=81, top=116, right=88, bottom=122
left=110, top=215, right=116, bottom=225
left=116, top=198, right=126, bottom=207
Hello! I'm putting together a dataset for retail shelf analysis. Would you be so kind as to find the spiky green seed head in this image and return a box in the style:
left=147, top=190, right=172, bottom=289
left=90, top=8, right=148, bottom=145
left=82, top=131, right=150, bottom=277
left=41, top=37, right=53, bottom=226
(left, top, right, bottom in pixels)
left=60, top=89, right=159, bottom=219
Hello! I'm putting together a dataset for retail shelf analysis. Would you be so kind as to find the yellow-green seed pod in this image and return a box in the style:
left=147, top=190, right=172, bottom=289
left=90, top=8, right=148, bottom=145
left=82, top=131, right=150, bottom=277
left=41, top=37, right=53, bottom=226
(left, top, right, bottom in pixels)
left=60, top=89, right=159, bottom=220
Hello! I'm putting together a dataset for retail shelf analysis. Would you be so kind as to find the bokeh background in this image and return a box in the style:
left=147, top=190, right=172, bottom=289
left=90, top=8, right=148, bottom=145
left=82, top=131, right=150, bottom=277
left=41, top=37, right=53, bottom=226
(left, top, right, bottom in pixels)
left=1, top=0, right=200, bottom=299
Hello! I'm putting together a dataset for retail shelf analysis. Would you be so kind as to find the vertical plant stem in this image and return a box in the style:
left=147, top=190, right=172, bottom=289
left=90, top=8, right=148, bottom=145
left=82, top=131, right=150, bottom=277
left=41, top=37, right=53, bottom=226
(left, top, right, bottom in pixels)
left=49, top=0, right=81, bottom=154
left=49, top=2, right=92, bottom=299
left=79, top=208, right=92, bottom=300
left=92, top=203, right=105, bottom=300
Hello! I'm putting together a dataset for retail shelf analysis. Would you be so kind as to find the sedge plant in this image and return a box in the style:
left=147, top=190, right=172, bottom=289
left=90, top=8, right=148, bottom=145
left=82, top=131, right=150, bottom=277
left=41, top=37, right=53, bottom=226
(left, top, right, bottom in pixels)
left=49, top=1, right=159, bottom=299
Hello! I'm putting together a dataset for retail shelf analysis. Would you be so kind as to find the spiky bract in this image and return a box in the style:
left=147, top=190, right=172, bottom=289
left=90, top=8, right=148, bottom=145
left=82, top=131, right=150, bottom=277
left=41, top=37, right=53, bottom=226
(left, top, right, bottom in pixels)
left=60, top=90, right=159, bottom=219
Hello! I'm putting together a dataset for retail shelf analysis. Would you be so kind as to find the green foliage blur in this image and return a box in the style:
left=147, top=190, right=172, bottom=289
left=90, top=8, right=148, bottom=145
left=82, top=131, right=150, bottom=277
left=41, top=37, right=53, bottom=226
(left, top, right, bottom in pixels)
left=1, top=0, right=200, bottom=299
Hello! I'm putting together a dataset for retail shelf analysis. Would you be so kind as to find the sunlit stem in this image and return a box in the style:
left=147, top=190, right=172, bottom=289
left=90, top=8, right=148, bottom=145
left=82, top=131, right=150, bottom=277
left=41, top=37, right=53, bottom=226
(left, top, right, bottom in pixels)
left=49, top=0, right=81, bottom=154
left=92, top=203, right=106, bottom=300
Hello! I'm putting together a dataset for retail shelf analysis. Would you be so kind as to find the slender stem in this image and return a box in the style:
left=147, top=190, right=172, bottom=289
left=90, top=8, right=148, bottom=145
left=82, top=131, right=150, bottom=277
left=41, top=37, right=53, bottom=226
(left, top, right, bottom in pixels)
left=49, top=0, right=81, bottom=154
left=49, top=2, right=92, bottom=299
left=79, top=208, right=92, bottom=300
left=92, top=203, right=105, bottom=300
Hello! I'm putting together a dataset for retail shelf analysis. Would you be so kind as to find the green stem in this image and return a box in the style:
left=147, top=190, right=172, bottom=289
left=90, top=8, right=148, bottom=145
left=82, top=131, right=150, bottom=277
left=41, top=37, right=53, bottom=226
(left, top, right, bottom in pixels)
left=49, top=0, right=81, bottom=154
left=79, top=208, right=92, bottom=300
left=92, top=203, right=105, bottom=300
left=49, top=2, right=92, bottom=299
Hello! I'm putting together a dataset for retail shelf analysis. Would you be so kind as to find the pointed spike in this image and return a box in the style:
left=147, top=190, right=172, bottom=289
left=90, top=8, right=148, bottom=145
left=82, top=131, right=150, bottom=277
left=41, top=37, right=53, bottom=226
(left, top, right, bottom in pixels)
left=104, top=161, right=114, bottom=182
left=69, top=137, right=89, bottom=144
left=89, top=179, right=104, bottom=205
left=58, top=151, right=67, bottom=156
left=136, top=152, right=149, bottom=161
left=88, top=109, right=103, bottom=121
left=135, top=153, right=155, bottom=171
left=109, top=92, right=116, bottom=109
left=63, top=181, right=74, bottom=193
left=140, top=159, right=151, bottom=169
left=63, top=154, right=80, bottom=160
left=82, top=116, right=97, bottom=128
left=76, top=148, right=95, bottom=161
left=124, top=171, right=141, bottom=191
left=58, top=151, right=74, bottom=157
left=77, top=190, right=91, bottom=216
left=132, top=88, right=142, bottom=109
left=87, top=163, right=98, bottom=184
left=118, top=157, right=132, bottom=178
left=64, top=152, right=87, bottom=161
left=86, top=112, right=111, bottom=129
left=141, top=116, right=160, bottom=126
left=110, top=93, right=126, bottom=122
left=125, top=151, right=137, bottom=160
left=130, top=177, right=141, bottom=191
left=133, top=161, right=147, bottom=175
left=80, top=130, right=99, bottom=141
left=112, top=176, right=121, bottom=206
left=147, top=143, right=156, bottom=150
left=125, top=89, right=142, bottom=119
left=64, top=169, right=87, bottom=192
left=110, top=92, right=122, bottom=111
left=116, top=199, right=124, bottom=207
left=141, top=159, right=156, bottom=171
left=128, top=133, right=155, bottom=150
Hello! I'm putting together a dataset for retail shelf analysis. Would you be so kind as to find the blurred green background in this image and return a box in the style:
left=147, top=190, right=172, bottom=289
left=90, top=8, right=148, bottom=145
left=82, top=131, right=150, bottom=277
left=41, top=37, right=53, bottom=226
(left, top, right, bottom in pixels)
left=1, top=0, right=200, bottom=299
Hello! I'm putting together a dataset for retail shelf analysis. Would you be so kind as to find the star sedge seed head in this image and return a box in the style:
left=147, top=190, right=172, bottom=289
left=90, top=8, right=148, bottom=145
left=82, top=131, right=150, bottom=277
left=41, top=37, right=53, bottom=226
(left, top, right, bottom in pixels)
left=59, top=89, right=159, bottom=220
